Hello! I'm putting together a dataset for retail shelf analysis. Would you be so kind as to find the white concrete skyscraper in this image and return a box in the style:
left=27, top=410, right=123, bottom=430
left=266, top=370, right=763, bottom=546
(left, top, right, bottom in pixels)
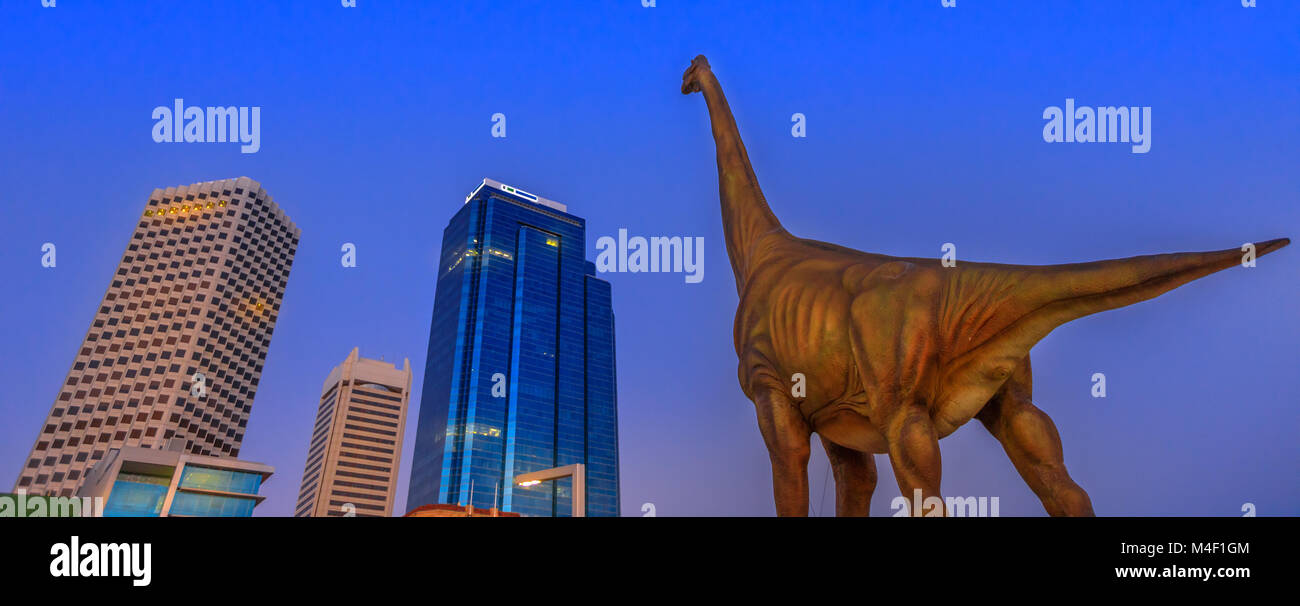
left=14, top=177, right=299, bottom=497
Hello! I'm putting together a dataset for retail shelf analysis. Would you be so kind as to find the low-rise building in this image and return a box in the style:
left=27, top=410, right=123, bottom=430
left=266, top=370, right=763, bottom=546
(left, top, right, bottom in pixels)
left=76, top=439, right=273, bottom=517
left=404, top=504, right=519, bottom=518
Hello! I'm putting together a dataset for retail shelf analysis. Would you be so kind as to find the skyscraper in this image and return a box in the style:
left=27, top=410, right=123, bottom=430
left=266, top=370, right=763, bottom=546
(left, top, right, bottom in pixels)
left=294, top=348, right=412, bottom=517
left=14, top=177, right=299, bottom=497
left=407, top=179, right=619, bottom=517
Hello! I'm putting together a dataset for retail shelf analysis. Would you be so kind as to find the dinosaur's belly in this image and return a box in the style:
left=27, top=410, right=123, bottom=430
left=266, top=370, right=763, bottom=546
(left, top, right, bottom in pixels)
left=931, top=391, right=993, bottom=438
left=811, top=402, right=887, bottom=454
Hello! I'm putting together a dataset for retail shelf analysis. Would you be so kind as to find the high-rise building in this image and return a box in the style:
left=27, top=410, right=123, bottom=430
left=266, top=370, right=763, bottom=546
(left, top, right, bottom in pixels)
left=76, top=440, right=275, bottom=517
left=294, top=348, right=412, bottom=517
left=407, top=179, right=619, bottom=517
left=14, top=177, right=299, bottom=497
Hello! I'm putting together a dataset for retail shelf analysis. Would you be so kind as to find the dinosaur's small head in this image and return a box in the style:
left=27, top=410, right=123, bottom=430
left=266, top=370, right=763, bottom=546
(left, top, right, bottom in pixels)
left=681, top=54, right=711, bottom=95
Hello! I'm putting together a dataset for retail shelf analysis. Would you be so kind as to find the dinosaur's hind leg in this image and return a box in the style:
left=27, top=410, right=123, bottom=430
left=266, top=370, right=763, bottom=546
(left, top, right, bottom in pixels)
left=751, top=385, right=813, bottom=516
left=822, top=439, right=877, bottom=516
left=976, top=358, right=1094, bottom=516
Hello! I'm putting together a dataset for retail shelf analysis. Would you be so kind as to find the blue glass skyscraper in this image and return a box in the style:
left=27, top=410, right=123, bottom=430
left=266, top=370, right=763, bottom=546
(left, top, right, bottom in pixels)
left=408, top=179, right=619, bottom=517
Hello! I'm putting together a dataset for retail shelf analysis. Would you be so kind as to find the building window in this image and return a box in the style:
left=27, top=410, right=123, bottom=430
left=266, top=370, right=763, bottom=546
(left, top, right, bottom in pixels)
left=168, top=492, right=256, bottom=517
left=177, top=465, right=262, bottom=496
left=103, top=473, right=171, bottom=517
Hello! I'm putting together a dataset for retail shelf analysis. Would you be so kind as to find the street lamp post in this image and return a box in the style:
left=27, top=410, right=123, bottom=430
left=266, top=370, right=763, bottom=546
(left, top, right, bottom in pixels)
left=514, top=463, right=586, bottom=517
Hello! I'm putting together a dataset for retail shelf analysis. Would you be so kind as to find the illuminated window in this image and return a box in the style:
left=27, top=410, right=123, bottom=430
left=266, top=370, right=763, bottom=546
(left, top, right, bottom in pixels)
left=178, top=464, right=262, bottom=495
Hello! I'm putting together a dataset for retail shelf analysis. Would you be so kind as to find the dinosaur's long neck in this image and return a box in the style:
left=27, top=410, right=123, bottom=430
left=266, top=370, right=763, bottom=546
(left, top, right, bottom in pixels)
left=698, top=70, right=786, bottom=291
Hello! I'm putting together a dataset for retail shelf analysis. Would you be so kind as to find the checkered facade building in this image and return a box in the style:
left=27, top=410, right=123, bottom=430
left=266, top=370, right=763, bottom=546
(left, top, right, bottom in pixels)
left=14, top=177, right=299, bottom=497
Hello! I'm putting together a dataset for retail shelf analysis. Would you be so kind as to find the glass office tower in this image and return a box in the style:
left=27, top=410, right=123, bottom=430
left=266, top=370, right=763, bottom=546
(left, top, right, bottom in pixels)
left=407, top=179, right=618, bottom=517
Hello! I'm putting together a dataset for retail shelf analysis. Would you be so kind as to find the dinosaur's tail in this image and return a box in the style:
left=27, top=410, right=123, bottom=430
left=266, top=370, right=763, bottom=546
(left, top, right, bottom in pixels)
left=953, top=237, right=1289, bottom=382
left=1015, top=237, right=1288, bottom=336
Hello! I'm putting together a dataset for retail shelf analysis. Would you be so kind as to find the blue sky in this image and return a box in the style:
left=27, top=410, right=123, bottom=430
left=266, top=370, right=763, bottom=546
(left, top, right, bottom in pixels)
left=1, top=0, right=1296, bottom=516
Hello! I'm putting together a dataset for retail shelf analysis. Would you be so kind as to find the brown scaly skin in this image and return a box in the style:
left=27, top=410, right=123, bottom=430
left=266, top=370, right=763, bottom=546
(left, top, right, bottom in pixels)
left=681, top=55, right=1289, bottom=517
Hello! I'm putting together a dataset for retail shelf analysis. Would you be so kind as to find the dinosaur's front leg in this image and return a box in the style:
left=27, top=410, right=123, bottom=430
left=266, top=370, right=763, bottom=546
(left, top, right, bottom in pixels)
left=751, top=386, right=812, bottom=516
left=823, top=438, right=876, bottom=516
left=848, top=278, right=947, bottom=515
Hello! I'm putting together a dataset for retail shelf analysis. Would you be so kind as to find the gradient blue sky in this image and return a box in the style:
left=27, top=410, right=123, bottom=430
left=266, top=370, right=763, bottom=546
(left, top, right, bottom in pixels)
left=1, top=0, right=1296, bottom=516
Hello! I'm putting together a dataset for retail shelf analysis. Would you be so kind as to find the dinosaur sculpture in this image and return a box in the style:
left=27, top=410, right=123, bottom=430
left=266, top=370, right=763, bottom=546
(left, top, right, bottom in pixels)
left=680, top=54, right=1288, bottom=516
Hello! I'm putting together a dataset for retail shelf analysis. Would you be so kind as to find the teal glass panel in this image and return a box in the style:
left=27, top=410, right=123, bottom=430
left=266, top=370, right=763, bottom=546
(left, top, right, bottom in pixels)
left=169, top=492, right=257, bottom=517
left=103, top=476, right=169, bottom=517
left=177, top=465, right=262, bottom=495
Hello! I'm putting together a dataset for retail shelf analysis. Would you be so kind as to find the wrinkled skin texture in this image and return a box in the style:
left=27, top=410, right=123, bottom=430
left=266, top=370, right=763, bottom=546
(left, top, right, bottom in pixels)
left=681, top=55, right=1289, bottom=517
